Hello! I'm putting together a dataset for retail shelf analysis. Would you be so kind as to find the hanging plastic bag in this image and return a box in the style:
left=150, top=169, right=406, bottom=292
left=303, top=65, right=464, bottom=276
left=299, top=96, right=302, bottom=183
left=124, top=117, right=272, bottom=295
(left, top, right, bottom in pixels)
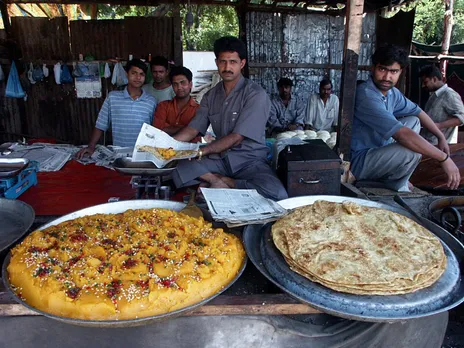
left=27, top=63, right=36, bottom=84
left=5, top=61, right=26, bottom=98
left=61, top=64, right=73, bottom=84
left=111, top=62, right=128, bottom=87
left=42, top=64, right=49, bottom=78
left=32, top=65, right=44, bottom=82
left=54, top=62, right=62, bottom=84
left=0, top=65, right=4, bottom=81
left=104, top=63, right=111, bottom=79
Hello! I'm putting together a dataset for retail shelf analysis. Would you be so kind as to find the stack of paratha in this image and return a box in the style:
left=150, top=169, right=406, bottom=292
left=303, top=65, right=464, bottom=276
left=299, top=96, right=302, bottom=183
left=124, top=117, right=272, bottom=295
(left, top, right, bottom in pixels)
left=272, top=200, right=447, bottom=295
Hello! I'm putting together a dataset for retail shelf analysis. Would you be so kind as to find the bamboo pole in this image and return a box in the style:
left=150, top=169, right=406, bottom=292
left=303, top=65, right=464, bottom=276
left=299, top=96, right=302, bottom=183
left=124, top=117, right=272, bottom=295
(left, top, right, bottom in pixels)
left=440, top=0, right=454, bottom=80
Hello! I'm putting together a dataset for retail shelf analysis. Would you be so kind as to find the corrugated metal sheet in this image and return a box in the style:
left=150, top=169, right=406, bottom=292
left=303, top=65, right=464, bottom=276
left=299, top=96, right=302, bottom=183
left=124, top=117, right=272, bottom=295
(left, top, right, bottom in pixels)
left=70, top=19, right=126, bottom=60
left=247, top=12, right=376, bottom=102
left=11, top=17, right=71, bottom=60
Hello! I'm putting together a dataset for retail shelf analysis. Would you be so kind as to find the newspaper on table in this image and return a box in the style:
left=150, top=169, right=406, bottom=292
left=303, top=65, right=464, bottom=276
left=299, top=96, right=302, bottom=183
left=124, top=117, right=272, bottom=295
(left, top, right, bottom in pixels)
left=6, top=143, right=71, bottom=172
left=132, top=123, right=200, bottom=168
left=75, top=145, right=133, bottom=169
left=200, top=188, right=287, bottom=227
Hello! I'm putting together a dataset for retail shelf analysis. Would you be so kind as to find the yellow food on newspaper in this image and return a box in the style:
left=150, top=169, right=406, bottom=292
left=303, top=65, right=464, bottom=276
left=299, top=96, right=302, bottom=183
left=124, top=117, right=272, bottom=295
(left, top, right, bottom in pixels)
left=8, top=209, right=245, bottom=320
left=137, top=145, right=196, bottom=160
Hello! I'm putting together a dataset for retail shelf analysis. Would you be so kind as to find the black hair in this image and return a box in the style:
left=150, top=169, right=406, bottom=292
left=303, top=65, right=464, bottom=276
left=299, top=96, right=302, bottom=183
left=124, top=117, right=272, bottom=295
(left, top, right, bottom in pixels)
left=125, top=58, right=148, bottom=74
left=213, top=36, right=247, bottom=60
left=320, top=78, right=332, bottom=89
left=277, top=77, right=293, bottom=88
left=150, top=56, right=169, bottom=70
left=372, top=44, right=410, bottom=69
left=169, top=66, right=193, bottom=82
left=419, top=64, right=442, bottom=80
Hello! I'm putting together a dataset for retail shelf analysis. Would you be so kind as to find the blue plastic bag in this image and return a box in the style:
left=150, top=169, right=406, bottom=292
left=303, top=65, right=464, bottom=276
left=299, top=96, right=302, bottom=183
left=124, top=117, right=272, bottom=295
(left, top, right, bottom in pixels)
left=5, top=61, right=26, bottom=98
left=60, top=64, right=73, bottom=84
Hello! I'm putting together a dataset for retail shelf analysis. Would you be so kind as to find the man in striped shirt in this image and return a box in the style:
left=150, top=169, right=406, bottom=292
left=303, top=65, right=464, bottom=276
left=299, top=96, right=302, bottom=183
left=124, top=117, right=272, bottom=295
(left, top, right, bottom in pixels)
left=76, top=59, right=157, bottom=158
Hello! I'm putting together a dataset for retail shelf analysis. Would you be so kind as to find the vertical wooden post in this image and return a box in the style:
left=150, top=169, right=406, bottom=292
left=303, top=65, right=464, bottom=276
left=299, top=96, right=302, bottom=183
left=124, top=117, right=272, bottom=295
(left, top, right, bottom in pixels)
left=0, top=1, right=11, bottom=37
left=90, top=4, right=98, bottom=20
left=237, top=0, right=249, bottom=78
left=337, top=0, right=364, bottom=159
left=172, top=0, right=183, bottom=66
left=440, top=0, right=454, bottom=80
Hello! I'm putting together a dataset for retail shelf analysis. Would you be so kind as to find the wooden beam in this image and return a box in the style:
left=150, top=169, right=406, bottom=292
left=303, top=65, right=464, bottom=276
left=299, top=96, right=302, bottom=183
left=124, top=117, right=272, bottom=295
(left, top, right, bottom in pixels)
left=172, top=0, right=183, bottom=65
left=0, top=1, right=12, bottom=36
left=337, top=0, right=364, bottom=159
left=238, top=0, right=249, bottom=77
left=440, top=0, right=454, bottom=79
left=248, top=62, right=371, bottom=70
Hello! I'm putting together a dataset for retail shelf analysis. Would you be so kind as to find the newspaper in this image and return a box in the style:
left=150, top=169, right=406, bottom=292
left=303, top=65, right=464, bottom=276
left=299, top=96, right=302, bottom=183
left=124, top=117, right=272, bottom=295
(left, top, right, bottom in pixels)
left=200, top=188, right=287, bottom=227
left=6, top=144, right=71, bottom=172
left=75, top=145, right=133, bottom=169
left=132, top=123, right=200, bottom=168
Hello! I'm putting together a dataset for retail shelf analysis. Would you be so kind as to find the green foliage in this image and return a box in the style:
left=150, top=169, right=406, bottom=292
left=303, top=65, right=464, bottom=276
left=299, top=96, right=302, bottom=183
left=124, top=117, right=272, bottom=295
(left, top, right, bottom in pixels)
left=413, top=0, right=464, bottom=45
left=96, top=4, right=238, bottom=51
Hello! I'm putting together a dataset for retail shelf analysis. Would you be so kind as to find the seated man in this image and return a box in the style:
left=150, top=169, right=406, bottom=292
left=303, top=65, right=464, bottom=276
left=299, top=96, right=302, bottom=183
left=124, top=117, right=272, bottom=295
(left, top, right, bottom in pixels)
left=267, top=78, right=305, bottom=136
left=76, top=59, right=156, bottom=158
left=172, top=36, right=288, bottom=201
left=419, top=64, right=464, bottom=144
left=304, top=79, right=339, bottom=132
left=142, top=56, right=176, bottom=102
left=351, top=45, right=460, bottom=192
left=153, top=66, right=201, bottom=142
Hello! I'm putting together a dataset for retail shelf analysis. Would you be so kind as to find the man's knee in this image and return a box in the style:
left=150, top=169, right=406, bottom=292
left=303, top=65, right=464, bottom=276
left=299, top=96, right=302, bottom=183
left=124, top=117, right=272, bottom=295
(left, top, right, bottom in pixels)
left=401, top=116, right=421, bottom=134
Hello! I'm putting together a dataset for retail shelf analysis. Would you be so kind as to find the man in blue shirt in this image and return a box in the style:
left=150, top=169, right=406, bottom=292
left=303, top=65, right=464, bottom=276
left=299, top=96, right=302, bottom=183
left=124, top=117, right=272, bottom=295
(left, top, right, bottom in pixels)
left=76, top=59, right=157, bottom=158
left=351, top=45, right=460, bottom=191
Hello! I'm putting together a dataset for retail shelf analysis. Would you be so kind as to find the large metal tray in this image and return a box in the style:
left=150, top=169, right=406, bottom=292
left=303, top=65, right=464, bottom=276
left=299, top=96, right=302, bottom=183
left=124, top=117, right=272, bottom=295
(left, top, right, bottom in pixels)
left=0, top=198, right=35, bottom=252
left=243, top=195, right=464, bottom=322
left=113, top=157, right=176, bottom=176
left=2, top=200, right=247, bottom=327
left=0, top=158, right=29, bottom=178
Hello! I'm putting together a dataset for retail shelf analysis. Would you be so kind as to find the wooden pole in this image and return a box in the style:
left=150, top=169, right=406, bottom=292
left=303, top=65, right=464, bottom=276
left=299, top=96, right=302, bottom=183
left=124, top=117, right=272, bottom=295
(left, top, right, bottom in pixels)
left=172, top=0, right=183, bottom=65
left=237, top=0, right=249, bottom=77
left=337, top=0, right=364, bottom=159
left=440, top=0, right=454, bottom=80
left=0, top=1, right=12, bottom=36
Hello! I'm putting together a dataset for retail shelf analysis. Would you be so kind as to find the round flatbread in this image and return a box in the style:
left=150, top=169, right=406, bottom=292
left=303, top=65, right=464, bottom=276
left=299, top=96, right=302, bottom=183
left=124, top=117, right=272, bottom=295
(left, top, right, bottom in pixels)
left=272, top=201, right=446, bottom=295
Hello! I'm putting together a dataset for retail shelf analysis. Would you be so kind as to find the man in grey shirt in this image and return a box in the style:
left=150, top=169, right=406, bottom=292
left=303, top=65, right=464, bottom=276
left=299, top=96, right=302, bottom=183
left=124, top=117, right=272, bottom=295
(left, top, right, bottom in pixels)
left=419, top=64, right=464, bottom=144
left=267, top=78, right=305, bottom=136
left=172, top=36, right=288, bottom=201
left=142, top=56, right=176, bottom=102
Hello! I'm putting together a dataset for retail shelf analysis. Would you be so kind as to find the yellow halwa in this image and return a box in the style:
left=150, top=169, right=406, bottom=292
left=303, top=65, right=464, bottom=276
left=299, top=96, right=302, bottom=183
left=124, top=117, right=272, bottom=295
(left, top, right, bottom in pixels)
left=8, top=209, right=245, bottom=320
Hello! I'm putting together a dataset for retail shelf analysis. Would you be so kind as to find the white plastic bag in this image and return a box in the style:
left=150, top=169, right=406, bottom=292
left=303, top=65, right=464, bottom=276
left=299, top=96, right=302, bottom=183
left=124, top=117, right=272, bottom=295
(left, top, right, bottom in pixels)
left=111, top=62, right=128, bottom=87
left=104, top=63, right=111, bottom=78
left=54, top=62, right=61, bottom=85
left=27, top=63, right=36, bottom=84
left=42, top=64, right=49, bottom=77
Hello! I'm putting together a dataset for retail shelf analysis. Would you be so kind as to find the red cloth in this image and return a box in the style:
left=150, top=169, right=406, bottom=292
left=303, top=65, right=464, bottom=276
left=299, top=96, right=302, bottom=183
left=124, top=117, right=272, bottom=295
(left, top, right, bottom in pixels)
left=19, top=161, right=136, bottom=216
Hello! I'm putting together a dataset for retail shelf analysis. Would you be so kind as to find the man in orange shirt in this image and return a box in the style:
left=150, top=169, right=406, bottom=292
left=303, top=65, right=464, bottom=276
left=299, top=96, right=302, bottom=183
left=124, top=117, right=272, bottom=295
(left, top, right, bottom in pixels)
left=153, top=66, right=201, bottom=142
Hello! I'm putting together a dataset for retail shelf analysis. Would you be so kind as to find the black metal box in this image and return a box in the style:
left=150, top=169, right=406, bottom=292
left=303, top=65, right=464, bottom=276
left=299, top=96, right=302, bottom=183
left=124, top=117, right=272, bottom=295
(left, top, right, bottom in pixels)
left=277, top=140, right=342, bottom=197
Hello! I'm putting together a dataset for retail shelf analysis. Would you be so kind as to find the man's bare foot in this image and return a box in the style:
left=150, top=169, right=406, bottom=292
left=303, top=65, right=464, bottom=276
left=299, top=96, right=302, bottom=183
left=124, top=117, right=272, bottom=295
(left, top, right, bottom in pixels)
left=200, top=173, right=230, bottom=189
left=209, top=178, right=230, bottom=189
left=218, top=175, right=236, bottom=188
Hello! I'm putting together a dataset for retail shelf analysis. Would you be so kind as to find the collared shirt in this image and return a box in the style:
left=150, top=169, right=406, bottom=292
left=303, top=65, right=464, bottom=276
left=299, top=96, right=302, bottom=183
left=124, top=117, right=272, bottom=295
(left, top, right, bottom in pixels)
left=421, top=84, right=464, bottom=144
left=351, top=77, right=422, bottom=178
left=142, top=84, right=176, bottom=102
left=153, top=97, right=201, bottom=142
left=304, top=93, right=340, bottom=131
left=188, top=75, right=270, bottom=172
left=95, top=88, right=157, bottom=147
left=267, top=95, right=305, bottom=129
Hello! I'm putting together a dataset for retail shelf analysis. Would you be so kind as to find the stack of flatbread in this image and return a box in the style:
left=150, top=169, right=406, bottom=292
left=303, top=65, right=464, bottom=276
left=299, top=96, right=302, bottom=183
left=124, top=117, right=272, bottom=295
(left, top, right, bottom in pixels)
left=272, top=200, right=447, bottom=295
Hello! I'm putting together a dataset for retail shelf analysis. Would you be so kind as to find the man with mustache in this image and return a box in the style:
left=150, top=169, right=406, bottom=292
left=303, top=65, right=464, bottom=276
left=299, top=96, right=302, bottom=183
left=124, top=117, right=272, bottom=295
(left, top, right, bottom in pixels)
left=351, top=45, right=460, bottom=191
left=153, top=66, right=201, bottom=142
left=304, top=78, right=339, bottom=132
left=172, top=36, right=287, bottom=201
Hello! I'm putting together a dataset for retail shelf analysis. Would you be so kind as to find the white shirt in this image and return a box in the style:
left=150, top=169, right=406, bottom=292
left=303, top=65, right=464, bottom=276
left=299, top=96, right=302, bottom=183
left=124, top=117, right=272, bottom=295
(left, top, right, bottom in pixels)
left=142, top=84, right=176, bottom=103
left=304, top=93, right=339, bottom=131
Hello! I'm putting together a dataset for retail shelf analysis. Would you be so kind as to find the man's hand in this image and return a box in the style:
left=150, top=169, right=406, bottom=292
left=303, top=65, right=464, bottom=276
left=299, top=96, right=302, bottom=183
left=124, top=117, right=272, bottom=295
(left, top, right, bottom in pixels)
left=76, top=146, right=95, bottom=159
left=441, top=157, right=461, bottom=190
left=437, top=137, right=450, bottom=155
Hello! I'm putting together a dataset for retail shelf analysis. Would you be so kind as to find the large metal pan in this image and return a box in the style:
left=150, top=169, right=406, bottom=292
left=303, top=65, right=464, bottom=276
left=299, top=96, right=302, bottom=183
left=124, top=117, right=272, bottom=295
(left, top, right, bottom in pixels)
left=113, top=157, right=176, bottom=176
left=2, top=200, right=247, bottom=327
left=243, top=195, right=464, bottom=322
left=0, top=198, right=35, bottom=253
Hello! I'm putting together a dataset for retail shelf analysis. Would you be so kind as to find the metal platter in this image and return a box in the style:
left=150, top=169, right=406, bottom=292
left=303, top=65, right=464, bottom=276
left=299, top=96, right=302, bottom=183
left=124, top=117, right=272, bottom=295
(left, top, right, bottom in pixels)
left=0, top=198, right=35, bottom=253
left=113, top=157, right=176, bottom=176
left=0, top=158, right=29, bottom=178
left=243, top=195, right=464, bottom=322
left=2, top=200, right=247, bottom=327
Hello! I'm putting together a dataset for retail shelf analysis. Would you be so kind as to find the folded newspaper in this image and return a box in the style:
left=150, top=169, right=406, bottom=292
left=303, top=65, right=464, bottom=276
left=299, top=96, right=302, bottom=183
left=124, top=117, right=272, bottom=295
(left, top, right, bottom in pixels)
left=132, top=123, right=200, bottom=168
left=200, top=188, right=287, bottom=227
